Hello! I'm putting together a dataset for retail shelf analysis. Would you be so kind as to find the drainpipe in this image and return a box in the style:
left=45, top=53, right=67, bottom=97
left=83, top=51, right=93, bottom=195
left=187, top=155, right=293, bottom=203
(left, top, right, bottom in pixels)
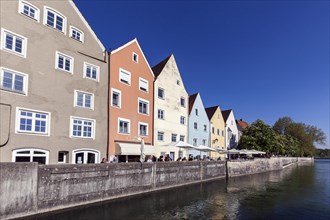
left=106, top=49, right=111, bottom=161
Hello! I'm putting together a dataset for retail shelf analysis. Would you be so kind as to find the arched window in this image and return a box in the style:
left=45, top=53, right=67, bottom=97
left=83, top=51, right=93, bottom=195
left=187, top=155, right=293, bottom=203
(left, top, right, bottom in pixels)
left=12, top=148, right=49, bottom=164
left=72, top=149, right=99, bottom=164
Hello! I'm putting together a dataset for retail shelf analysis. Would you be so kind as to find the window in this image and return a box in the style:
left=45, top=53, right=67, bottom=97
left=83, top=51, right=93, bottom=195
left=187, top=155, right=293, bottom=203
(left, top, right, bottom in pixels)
left=1, top=29, right=27, bottom=57
left=58, top=151, right=68, bottom=163
left=119, top=68, right=131, bottom=85
left=70, top=117, right=95, bottom=139
left=180, top=97, right=186, bottom=107
left=195, top=109, right=199, bottom=116
left=171, top=133, right=177, bottom=142
left=44, top=7, right=66, bottom=33
left=217, top=129, right=220, bottom=135
left=12, top=149, right=49, bottom=164
left=111, top=88, right=121, bottom=108
left=16, top=108, right=50, bottom=135
left=118, top=118, right=130, bottom=134
left=84, top=62, right=99, bottom=81
left=73, top=149, right=99, bottom=164
left=158, top=109, right=164, bottom=120
left=70, top=26, right=84, bottom=42
left=139, top=78, right=148, bottom=92
left=56, top=52, right=73, bottom=73
left=212, top=127, right=215, bottom=134
left=157, top=131, right=164, bottom=141
left=218, top=114, right=220, bottom=119
left=0, top=67, right=28, bottom=95
left=18, top=1, right=40, bottom=21
left=204, top=124, right=207, bottom=132
left=132, top=52, right=138, bottom=63
left=193, top=138, right=198, bottom=146
left=74, top=90, right=93, bottom=109
left=176, top=80, right=180, bottom=85
left=180, top=135, right=185, bottom=142
left=194, top=122, right=198, bottom=130
left=158, top=87, right=165, bottom=99
left=139, top=122, right=148, bottom=136
left=222, top=130, right=224, bottom=137
left=202, top=139, right=207, bottom=146
left=138, top=98, right=149, bottom=115
left=231, top=120, right=233, bottom=125
left=180, top=116, right=185, bottom=125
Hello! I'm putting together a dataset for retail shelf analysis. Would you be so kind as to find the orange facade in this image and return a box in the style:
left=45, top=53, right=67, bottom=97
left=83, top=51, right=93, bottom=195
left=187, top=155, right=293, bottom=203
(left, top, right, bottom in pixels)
left=108, top=39, right=154, bottom=157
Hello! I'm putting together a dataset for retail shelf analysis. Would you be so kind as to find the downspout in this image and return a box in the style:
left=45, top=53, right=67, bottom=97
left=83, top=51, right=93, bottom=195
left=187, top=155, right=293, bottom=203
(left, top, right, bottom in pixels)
left=106, top=49, right=111, bottom=161
left=0, top=103, right=12, bottom=147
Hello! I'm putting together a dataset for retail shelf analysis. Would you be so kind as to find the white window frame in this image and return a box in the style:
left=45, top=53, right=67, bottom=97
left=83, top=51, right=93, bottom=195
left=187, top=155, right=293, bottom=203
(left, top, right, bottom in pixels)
left=12, top=148, right=49, bottom=164
left=212, top=127, right=215, bottom=134
left=72, top=149, right=100, bottom=164
left=83, top=62, right=100, bottom=81
left=158, top=87, right=165, bottom=99
left=139, top=77, right=149, bottom=92
left=195, top=109, right=199, bottom=116
left=1, top=28, right=27, bottom=58
left=171, top=133, right=177, bottom=142
left=15, top=107, right=51, bottom=136
left=0, top=67, right=28, bottom=96
left=180, top=97, right=186, bottom=107
left=43, top=7, right=67, bottom=34
left=217, top=129, right=220, bottom=135
left=138, top=122, right=148, bottom=137
left=180, top=135, right=185, bottom=142
left=111, top=88, right=121, bottom=108
left=18, top=0, right=40, bottom=22
left=180, top=116, right=185, bottom=125
left=204, top=124, right=207, bottom=132
left=70, top=116, right=95, bottom=139
left=74, top=90, right=94, bottom=110
left=132, top=52, right=138, bottom=63
left=69, top=26, right=84, bottom=43
left=118, top=117, right=130, bottom=135
left=202, top=139, right=207, bottom=146
left=193, top=138, right=198, bottom=146
left=119, top=68, right=131, bottom=85
left=194, top=122, right=198, bottom=130
left=157, top=131, right=164, bottom=141
left=138, top=98, right=149, bottom=115
left=158, top=109, right=165, bottom=120
left=55, top=51, right=74, bottom=74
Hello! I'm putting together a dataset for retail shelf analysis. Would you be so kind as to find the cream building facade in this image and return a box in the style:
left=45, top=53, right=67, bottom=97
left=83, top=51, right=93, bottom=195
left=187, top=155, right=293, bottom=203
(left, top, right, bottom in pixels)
left=205, top=106, right=226, bottom=159
left=152, top=55, right=189, bottom=160
left=0, top=0, right=108, bottom=164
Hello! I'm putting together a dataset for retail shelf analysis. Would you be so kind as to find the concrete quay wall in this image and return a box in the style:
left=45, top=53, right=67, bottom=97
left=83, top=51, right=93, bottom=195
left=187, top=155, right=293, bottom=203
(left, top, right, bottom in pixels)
left=0, top=157, right=312, bottom=220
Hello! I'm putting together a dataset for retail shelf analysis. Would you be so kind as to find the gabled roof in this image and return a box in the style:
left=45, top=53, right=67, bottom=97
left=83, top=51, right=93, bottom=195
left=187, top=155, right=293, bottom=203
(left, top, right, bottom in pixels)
left=152, top=54, right=172, bottom=78
left=189, top=93, right=198, bottom=114
left=205, top=106, right=219, bottom=120
left=236, top=119, right=249, bottom=129
left=69, top=0, right=105, bottom=51
left=221, top=109, right=232, bottom=122
left=110, top=38, right=154, bottom=77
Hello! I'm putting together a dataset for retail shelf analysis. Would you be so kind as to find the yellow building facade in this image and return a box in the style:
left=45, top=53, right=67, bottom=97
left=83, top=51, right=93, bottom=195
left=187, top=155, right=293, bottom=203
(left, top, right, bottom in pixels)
left=205, top=106, right=226, bottom=159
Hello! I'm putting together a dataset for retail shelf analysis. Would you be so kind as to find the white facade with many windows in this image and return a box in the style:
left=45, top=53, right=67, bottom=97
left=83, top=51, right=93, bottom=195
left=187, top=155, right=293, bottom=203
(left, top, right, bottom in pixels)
left=153, top=54, right=189, bottom=160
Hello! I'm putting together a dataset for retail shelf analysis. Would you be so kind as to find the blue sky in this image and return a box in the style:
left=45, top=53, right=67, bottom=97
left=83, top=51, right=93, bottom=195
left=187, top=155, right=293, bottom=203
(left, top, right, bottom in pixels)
left=74, top=0, right=329, bottom=148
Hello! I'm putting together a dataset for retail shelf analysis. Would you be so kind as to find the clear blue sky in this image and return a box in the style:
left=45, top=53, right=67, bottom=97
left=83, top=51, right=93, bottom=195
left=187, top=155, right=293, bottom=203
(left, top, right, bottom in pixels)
left=74, top=0, right=329, bottom=148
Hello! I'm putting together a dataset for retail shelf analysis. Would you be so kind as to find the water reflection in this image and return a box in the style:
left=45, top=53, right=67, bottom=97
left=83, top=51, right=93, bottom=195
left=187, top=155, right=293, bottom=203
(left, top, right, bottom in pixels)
left=26, top=161, right=329, bottom=220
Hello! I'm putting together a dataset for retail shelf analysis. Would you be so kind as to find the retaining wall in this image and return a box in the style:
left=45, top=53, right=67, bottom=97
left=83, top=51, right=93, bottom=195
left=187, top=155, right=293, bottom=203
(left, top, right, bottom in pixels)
left=0, top=157, right=312, bottom=220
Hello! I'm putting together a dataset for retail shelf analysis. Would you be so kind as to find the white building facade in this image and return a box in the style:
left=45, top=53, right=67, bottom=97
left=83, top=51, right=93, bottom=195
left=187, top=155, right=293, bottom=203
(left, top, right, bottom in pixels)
left=153, top=54, right=189, bottom=160
left=222, top=109, right=239, bottom=149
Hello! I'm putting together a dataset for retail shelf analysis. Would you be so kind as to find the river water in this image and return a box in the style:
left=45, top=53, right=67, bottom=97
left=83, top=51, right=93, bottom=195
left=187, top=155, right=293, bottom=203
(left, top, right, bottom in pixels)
left=29, top=159, right=330, bottom=220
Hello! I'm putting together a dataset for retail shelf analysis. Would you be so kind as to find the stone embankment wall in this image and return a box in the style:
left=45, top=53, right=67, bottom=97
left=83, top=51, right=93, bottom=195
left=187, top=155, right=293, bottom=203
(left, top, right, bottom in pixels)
left=0, top=157, right=313, bottom=220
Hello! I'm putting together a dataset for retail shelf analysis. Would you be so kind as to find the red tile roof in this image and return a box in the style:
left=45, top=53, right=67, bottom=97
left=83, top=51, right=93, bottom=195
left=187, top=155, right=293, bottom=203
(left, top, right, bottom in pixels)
left=236, top=119, right=249, bottom=129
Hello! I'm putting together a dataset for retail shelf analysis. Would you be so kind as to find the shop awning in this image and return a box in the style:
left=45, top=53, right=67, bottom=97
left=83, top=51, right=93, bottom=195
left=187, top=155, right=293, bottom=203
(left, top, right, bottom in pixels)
left=115, top=142, right=156, bottom=155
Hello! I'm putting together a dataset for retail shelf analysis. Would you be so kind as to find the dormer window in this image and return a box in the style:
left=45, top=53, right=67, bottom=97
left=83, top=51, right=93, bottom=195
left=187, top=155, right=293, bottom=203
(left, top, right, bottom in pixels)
left=132, top=52, right=138, bottom=63
left=19, top=1, right=40, bottom=21
left=70, top=26, right=84, bottom=42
